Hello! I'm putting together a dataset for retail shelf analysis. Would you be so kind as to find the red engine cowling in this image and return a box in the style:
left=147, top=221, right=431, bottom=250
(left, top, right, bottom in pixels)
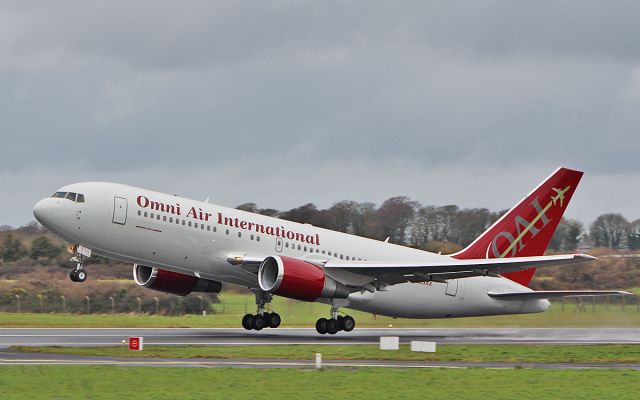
left=133, top=264, right=222, bottom=296
left=258, top=256, right=349, bottom=301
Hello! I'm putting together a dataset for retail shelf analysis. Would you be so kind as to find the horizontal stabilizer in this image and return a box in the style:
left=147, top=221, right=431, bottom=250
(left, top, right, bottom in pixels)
left=488, top=290, right=632, bottom=301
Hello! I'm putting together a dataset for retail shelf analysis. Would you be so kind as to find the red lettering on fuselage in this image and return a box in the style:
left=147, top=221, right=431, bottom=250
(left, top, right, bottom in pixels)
left=137, top=194, right=321, bottom=245
left=137, top=196, right=181, bottom=216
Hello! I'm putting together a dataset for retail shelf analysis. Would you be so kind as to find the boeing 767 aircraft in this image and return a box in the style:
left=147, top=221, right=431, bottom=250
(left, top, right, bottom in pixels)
left=32, top=167, right=628, bottom=334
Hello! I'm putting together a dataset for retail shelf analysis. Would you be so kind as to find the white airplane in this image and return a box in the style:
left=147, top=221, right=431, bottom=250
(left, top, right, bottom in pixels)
left=32, top=167, right=628, bottom=334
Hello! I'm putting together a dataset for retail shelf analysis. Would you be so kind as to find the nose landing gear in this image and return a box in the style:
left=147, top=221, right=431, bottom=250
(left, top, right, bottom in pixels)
left=68, top=245, right=91, bottom=283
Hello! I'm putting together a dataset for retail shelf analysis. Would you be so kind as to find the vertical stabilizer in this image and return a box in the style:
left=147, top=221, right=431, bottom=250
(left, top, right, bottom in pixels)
left=452, top=167, right=583, bottom=286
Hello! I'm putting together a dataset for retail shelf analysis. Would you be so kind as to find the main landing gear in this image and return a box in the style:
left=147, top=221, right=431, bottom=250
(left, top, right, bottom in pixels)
left=242, top=290, right=281, bottom=331
left=315, top=306, right=355, bottom=335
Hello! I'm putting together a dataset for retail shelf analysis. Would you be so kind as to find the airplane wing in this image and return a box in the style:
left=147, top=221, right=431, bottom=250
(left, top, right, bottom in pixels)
left=487, top=290, right=632, bottom=300
left=322, top=254, right=595, bottom=286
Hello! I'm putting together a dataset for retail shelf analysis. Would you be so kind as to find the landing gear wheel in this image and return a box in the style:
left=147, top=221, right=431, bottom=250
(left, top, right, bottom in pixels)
left=326, top=318, right=339, bottom=335
left=253, top=314, right=266, bottom=331
left=69, top=269, right=78, bottom=282
left=267, top=312, right=281, bottom=328
left=242, top=314, right=255, bottom=330
left=76, top=269, right=87, bottom=282
left=315, top=318, right=328, bottom=334
left=341, top=316, right=355, bottom=332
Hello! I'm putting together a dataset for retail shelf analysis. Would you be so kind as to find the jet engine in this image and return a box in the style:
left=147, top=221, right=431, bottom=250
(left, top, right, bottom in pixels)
left=133, top=264, right=222, bottom=296
left=258, top=256, right=349, bottom=301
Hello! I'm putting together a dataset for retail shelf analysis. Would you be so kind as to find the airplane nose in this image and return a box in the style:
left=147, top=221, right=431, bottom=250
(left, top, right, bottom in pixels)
left=33, top=199, right=50, bottom=225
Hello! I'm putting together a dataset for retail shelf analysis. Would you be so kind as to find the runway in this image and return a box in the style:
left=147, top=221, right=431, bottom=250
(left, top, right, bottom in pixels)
left=1, top=327, right=639, bottom=347
left=1, top=350, right=639, bottom=370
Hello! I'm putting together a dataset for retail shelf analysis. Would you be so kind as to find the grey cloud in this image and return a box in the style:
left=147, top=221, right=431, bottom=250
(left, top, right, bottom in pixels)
left=0, top=1, right=639, bottom=226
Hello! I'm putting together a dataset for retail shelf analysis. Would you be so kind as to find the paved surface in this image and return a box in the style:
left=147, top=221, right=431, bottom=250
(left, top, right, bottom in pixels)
left=1, top=350, right=638, bottom=370
left=1, top=327, right=640, bottom=347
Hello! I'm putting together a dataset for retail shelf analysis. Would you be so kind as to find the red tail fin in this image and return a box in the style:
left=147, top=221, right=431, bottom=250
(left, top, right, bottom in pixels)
left=452, top=167, right=583, bottom=287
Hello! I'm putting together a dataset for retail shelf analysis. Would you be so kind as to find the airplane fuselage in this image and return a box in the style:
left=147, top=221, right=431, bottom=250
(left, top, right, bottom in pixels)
left=33, top=182, right=549, bottom=319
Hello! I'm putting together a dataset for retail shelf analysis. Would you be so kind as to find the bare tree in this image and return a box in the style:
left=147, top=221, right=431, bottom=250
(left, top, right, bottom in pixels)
left=590, top=213, right=630, bottom=249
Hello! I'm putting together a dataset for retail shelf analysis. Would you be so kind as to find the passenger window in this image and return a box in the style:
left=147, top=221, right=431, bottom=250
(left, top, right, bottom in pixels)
left=304, top=246, right=307, bottom=252
left=226, top=229, right=229, bottom=235
left=150, top=213, right=154, bottom=219
left=251, top=234, right=254, bottom=240
left=169, top=217, right=173, bottom=223
left=340, top=254, right=344, bottom=260
left=285, top=243, right=289, bottom=248
left=346, top=256, right=350, bottom=260
left=207, top=226, right=211, bottom=231
left=213, top=227, right=217, bottom=232
left=298, top=245, right=301, bottom=250
left=201, top=224, right=205, bottom=230
left=182, top=220, right=186, bottom=226
left=238, top=232, right=242, bottom=238
left=163, top=216, right=167, bottom=222
left=322, top=250, right=326, bottom=254
left=256, top=236, right=260, bottom=242
left=76, top=194, right=85, bottom=203
left=144, top=212, right=148, bottom=217
left=137, top=210, right=141, bottom=216
left=334, top=253, right=337, bottom=257
left=188, top=221, right=192, bottom=227
left=157, top=214, right=160, bottom=220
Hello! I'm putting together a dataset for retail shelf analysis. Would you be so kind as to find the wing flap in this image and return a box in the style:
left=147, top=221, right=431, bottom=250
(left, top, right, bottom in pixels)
left=324, top=254, right=595, bottom=285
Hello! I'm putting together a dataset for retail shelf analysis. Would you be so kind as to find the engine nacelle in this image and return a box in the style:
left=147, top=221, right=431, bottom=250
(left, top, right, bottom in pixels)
left=133, top=264, right=222, bottom=296
left=258, top=256, right=349, bottom=301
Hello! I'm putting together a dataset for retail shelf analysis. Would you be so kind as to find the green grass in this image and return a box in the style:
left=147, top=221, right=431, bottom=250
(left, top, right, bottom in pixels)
left=12, top=344, right=640, bottom=364
left=2, top=293, right=639, bottom=328
left=0, top=366, right=638, bottom=399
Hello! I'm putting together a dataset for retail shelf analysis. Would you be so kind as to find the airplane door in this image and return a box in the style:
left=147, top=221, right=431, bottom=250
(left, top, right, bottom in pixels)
left=275, top=237, right=283, bottom=252
left=112, top=197, right=128, bottom=225
left=445, top=279, right=458, bottom=296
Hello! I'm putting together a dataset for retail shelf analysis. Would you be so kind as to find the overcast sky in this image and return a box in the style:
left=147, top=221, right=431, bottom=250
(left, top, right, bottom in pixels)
left=1, top=1, right=639, bottom=228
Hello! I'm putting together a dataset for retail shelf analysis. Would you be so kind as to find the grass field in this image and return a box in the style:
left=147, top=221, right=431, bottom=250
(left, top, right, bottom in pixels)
left=1, top=293, right=639, bottom=328
left=12, top=344, right=640, bottom=364
left=0, top=366, right=638, bottom=399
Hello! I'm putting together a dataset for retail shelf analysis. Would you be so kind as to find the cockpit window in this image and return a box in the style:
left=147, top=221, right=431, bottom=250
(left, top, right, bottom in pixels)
left=50, top=191, right=85, bottom=203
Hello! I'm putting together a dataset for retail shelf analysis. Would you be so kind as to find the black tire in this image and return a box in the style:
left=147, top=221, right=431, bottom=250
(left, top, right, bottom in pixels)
left=76, top=269, right=87, bottom=282
left=315, top=318, right=328, bottom=334
left=242, top=314, right=254, bottom=330
left=253, top=314, right=265, bottom=331
left=268, top=312, right=281, bottom=328
left=336, top=316, right=344, bottom=331
left=69, top=270, right=78, bottom=282
left=341, top=315, right=355, bottom=332
left=326, top=318, right=339, bottom=335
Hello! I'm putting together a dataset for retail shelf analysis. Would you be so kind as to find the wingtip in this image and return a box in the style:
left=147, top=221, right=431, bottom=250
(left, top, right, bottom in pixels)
left=575, top=254, right=597, bottom=261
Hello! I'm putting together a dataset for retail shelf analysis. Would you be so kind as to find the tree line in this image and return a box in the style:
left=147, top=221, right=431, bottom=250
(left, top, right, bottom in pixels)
left=237, top=197, right=640, bottom=252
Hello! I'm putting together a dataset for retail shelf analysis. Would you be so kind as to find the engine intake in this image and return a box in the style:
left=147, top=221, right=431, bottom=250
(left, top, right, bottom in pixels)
left=133, top=264, right=222, bottom=296
left=258, top=256, right=349, bottom=301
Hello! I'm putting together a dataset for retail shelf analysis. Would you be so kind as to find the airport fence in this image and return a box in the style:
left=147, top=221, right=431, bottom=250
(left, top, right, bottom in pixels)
left=0, top=291, right=218, bottom=315
left=0, top=291, right=638, bottom=315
